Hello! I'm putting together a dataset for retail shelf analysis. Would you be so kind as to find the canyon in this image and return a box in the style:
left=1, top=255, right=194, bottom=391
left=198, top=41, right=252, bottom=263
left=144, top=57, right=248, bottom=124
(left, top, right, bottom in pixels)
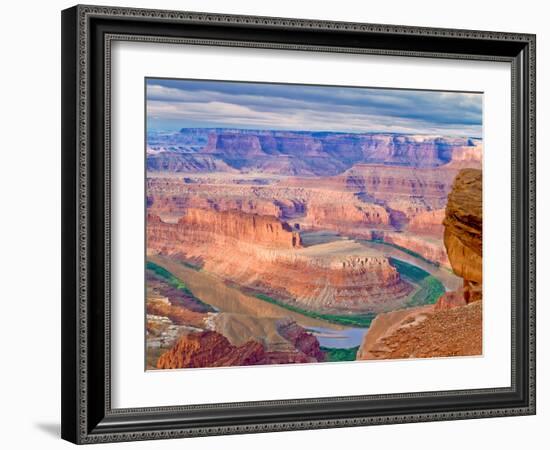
left=146, top=128, right=482, bottom=369
left=147, top=209, right=412, bottom=314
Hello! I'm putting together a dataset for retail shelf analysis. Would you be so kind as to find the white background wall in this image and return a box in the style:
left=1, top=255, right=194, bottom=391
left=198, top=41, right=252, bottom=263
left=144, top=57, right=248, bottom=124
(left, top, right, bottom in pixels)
left=0, top=0, right=546, bottom=448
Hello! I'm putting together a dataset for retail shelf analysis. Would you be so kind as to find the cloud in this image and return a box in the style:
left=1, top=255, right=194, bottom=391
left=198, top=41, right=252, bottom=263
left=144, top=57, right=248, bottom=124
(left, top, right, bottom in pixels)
left=146, top=78, right=482, bottom=137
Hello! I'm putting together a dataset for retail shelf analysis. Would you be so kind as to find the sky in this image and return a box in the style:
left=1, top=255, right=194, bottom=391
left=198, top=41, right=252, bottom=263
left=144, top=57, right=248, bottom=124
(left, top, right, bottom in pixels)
left=146, top=78, right=482, bottom=137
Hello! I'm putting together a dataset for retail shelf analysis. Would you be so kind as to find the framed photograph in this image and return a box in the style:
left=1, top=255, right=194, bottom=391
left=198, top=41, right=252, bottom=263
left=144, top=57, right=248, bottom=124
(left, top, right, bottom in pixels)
left=61, top=5, right=536, bottom=444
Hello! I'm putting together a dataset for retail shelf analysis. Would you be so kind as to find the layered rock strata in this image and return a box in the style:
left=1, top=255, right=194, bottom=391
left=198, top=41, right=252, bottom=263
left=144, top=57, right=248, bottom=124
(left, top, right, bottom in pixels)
left=340, top=164, right=460, bottom=213
left=147, top=209, right=412, bottom=313
left=148, top=129, right=482, bottom=176
left=146, top=161, right=472, bottom=264
left=443, top=169, right=482, bottom=302
left=304, top=201, right=390, bottom=237
left=148, top=208, right=301, bottom=250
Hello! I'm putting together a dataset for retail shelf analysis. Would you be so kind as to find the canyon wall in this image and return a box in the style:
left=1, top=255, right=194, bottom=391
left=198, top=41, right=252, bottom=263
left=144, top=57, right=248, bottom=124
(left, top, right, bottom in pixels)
left=147, top=130, right=481, bottom=268
left=148, top=129, right=482, bottom=176
left=305, top=201, right=390, bottom=237
left=185, top=208, right=302, bottom=249
left=147, top=177, right=286, bottom=220
left=340, top=164, right=459, bottom=211
left=148, top=208, right=301, bottom=250
left=147, top=209, right=412, bottom=313
left=406, top=209, right=446, bottom=236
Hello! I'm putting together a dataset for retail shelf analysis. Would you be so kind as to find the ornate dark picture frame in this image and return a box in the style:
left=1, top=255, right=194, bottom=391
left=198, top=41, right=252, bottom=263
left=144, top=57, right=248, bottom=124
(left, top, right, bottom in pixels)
left=61, top=4, right=536, bottom=444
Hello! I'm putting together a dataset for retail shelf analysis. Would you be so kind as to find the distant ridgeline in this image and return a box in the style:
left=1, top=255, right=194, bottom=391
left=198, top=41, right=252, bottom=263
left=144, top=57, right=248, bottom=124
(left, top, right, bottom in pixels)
left=146, top=128, right=482, bottom=176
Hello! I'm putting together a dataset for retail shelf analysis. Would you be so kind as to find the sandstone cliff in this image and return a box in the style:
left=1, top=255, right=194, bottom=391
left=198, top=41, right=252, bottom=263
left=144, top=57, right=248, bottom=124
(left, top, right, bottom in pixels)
left=184, top=207, right=302, bottom=248
left=443, top=169, right=482, bottom=302
left=357, top=168, right=483, bottom=360
left=149, top=208, right=301, bottom=250
left=148, top=210, right=412, bottom=314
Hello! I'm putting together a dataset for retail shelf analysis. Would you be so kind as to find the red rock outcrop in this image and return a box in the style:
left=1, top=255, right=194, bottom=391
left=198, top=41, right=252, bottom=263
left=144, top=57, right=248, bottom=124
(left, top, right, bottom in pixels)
left=157, top=331, right=266, bottom=369
left=443, top=169, right=482, bottom=302
left=156, top=330, right=314, bottom=369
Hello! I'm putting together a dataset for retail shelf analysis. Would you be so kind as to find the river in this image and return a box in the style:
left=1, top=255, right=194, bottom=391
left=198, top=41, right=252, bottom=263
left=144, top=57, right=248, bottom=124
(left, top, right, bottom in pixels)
left=149, top=233, right=457, bottom=349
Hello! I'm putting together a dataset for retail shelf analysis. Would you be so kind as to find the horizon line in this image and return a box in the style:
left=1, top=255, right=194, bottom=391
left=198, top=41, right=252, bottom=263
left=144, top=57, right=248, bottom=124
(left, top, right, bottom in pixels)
left=147, top=126, right=482, bottom=140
